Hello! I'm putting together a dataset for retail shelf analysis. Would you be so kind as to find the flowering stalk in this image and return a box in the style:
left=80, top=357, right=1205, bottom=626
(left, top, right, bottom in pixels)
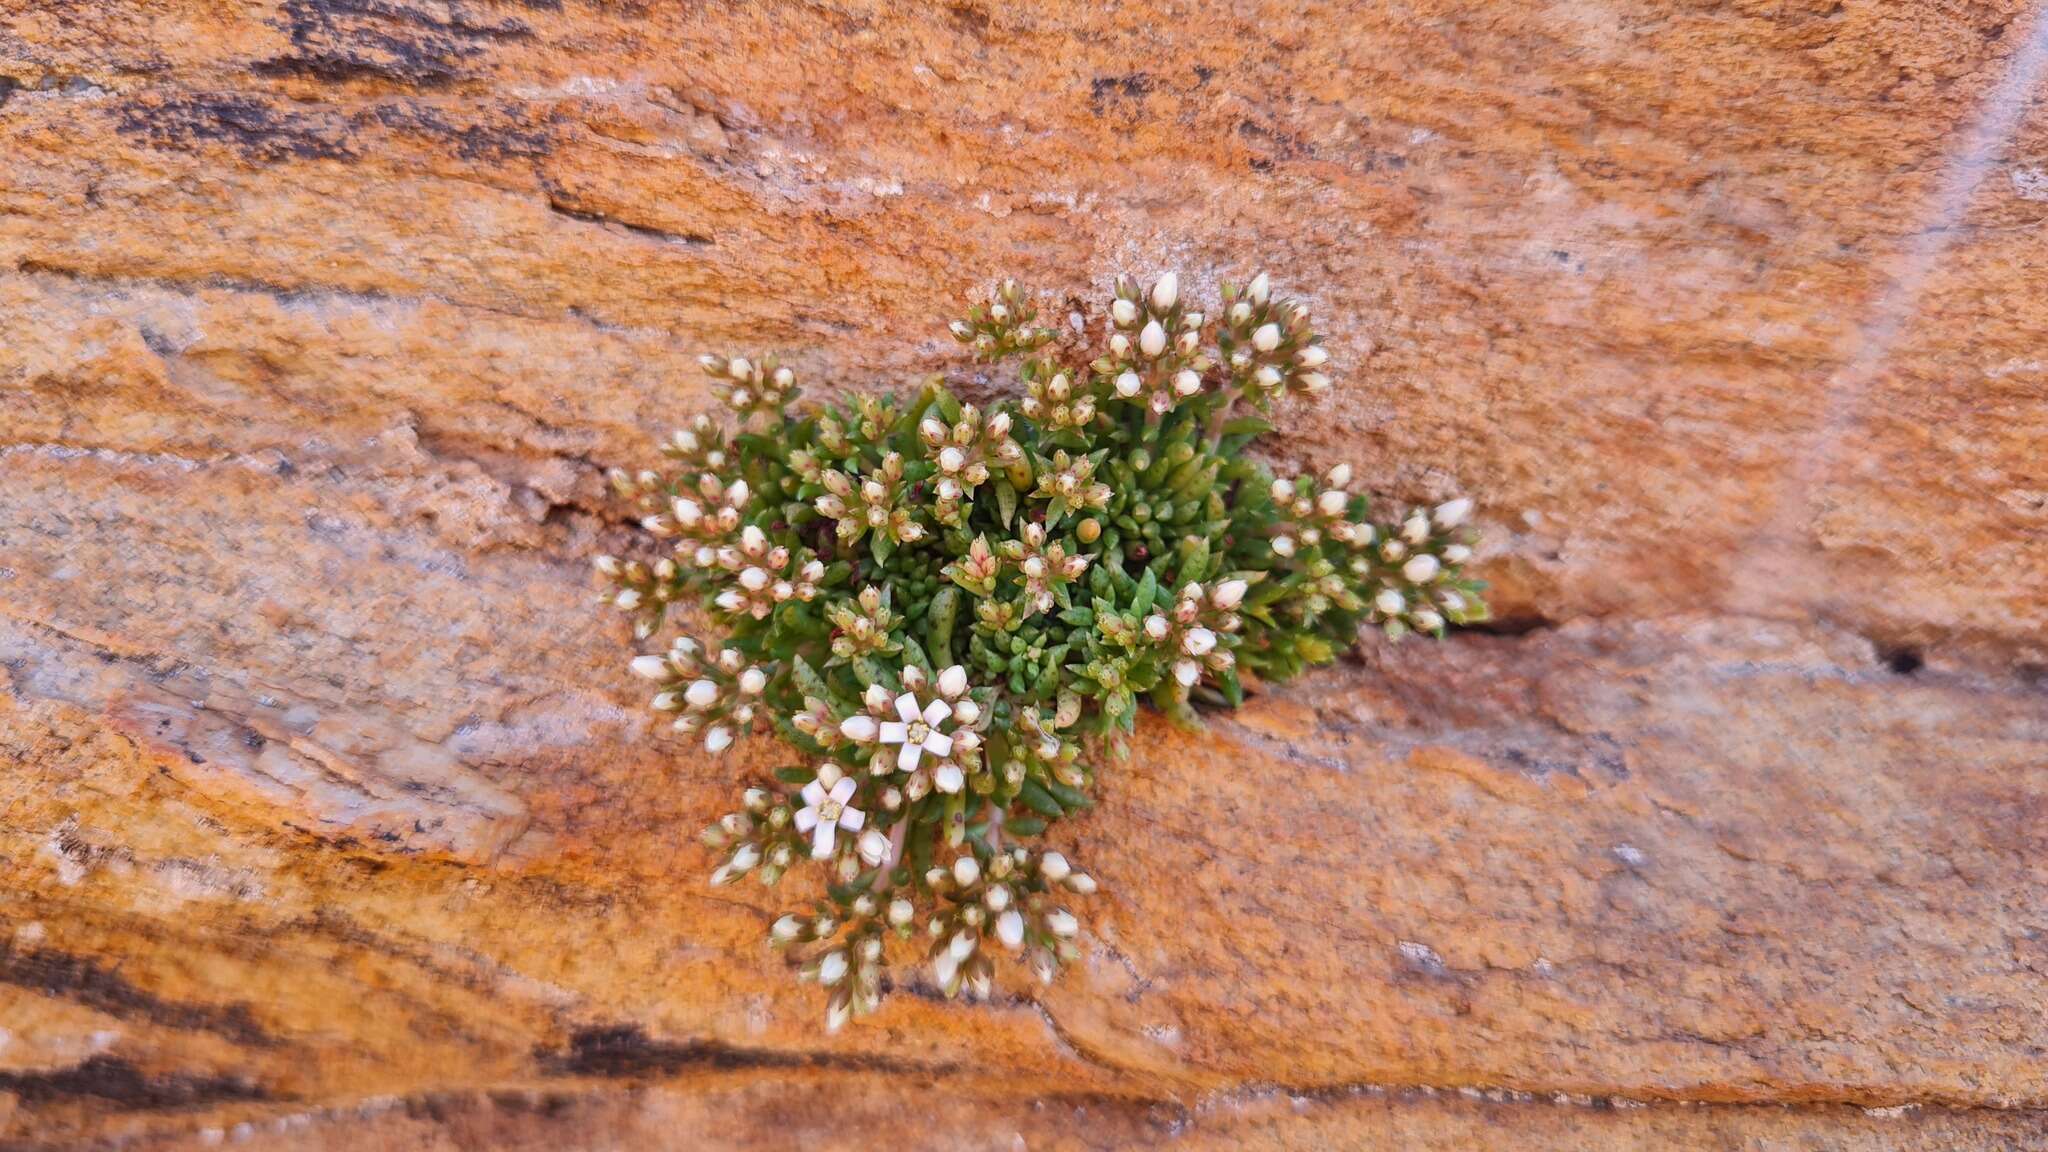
left=601, top=271, right=1489, bottom=1028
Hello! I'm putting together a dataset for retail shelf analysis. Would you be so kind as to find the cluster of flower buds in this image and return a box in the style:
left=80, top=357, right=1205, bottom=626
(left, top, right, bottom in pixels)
left=825, top=585, right=903, bottom=661
left=996, top=522, right=1093, bottom=616
left=1268, top=464, right=1363, bottom=558
left=631, top=637, right=770, bottom=754
left=1144, top=579, right=1248, bottom=689
left=838, top=665, right=986, bottom=796
left=770, top=897, right=888, bottom=1032
left=816, top=452, right=926, bottom=551
left=922, top=848, right=1093, bottom=998
left=704, top=785, right=801, bottom=887
left=1094, top=273, right=1213, bottom=416
left=919, top=405, right=1025, bottom=524
left=706, top=524, right=825, bottom=620
left=1029, top=449, right=1113, bottom=522
left=1368, top=498, right=1480, bottom=635
left=1018, top=360, right=1097, bottom=431
left=698, top=354, right=798, bottom=421
left=1012, top=692, right=1085, bottom=775
left=942, top=535, right=1003, bottom=598
left=592, top=552, right=677, bottom=640
left=657, top=414, right=729, bottom=474
left=648, top=473, right=752, bottom=567
left=1218, top=272, right=1330, bottom=402
left=949, top=278, right=1060, bottom=361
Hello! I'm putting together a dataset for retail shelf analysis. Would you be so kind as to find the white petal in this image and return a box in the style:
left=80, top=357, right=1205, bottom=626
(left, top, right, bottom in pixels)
left=897, top=741, right=923, bottom=773
left=801, top=781, right=827, bottom=807
left=829, top=776, right=857, bottom=804
left=879, top=721, right=909, bottom=745
left=923, top=730, right=954, bottom=758
left=810, top=822, right=836, bottom=859
left=996, top=910, right=1025, bottom=950
left=794, top=806, right=819, bottom=833
left=895, top=692, right=923, bottom=723
left=922, top=698, right=951, bottom=727
left=838, top=805, right=865, bottom=831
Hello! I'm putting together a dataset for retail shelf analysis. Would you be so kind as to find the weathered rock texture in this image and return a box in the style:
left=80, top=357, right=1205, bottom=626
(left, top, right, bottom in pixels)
left=1, top=1, right=2045, bottom=1148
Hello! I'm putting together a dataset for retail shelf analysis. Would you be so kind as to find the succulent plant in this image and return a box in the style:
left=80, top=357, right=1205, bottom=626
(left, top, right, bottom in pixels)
left=597, top=272, right=1488, bottom=1028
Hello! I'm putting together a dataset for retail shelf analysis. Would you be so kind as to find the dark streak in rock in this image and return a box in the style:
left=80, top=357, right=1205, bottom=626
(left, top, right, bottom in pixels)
left=537, top=1024, right=952, bottom=1079
left=0, top=1056, right=266, bottom=1110
left=0, top=944, right=276, bottom=1048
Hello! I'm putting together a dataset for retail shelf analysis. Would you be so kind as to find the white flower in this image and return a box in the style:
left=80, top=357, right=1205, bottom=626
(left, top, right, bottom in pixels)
left=953, top=855, right=981, bottom=887
left=1434, top=497, right=1473, bottom=528
left=1252, top=323, right=1281, bottom=352
left=938, top=664, right=969, bottom=698
left=818, top=950, right=848, bottom=985
left=1213, top=579, right=1248, bottom=610
left=629, top=655, right=672, bottom=681
left=863, top=668, right=973, bottom=774
left=1139, top=320, right=1167, bottom=358
left=996, top=910, right=1025, bottom=950
left=1150, top=272, right=1178, bottom=311
left=1402, top=554, right=1441, bottom=584
left=858, top=827, right=891, bottom=867
left=794, top=770, right=867, bottom=859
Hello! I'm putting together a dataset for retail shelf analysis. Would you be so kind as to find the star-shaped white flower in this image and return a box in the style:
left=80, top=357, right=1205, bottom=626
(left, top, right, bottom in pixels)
left=879, top=690, right=956, bottom=773
left=793, top=768, right=865, bottom=859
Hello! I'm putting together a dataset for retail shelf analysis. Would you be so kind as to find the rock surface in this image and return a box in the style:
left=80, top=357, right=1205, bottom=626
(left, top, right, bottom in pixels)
left=2, top=1, right=2046, bottom=1148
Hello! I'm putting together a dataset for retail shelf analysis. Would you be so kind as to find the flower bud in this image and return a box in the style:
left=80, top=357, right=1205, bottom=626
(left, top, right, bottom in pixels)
left=1434, top=497, right=1473, bottom=528
left=630, top=655, right=672, bottom=681
left=685, top=679, right=720, bottom=708
left=1111, top=298, right=1138, bottom=326
left=953, top=855, right=981, bottom=888
left=705, top=727, right=734, bottom=754
left=996, top=909, right=1025, bottom=949
left=1252, top=323, right=1281, bottom=352
left=1139, top=321, right=1167, bottom=358
left=1183, top=627, right=1217, bottom=656
left=1247, top=272, right=1271, bottom=304
left=1150, top=272, right=1178, bottom=311
left=1039, top=851, right=1071, bottom=882
left=1213, top=579, right=1248, bottom=609
left=938, top=664, right=969, bottom=698
left=1173, top=369, right=1202, bottom=396
left=1115, top=371, right=1141, bottom=398
left=841, top=715, right=879, bottom=741
left=1402, top=554, right=1441, bottom=584
left=1375, top=589, right=1406, bottom=616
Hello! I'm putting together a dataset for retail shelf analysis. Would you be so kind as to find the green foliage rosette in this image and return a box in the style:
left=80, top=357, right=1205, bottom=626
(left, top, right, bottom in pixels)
left=597, top=272, right=1488, bottom=1028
